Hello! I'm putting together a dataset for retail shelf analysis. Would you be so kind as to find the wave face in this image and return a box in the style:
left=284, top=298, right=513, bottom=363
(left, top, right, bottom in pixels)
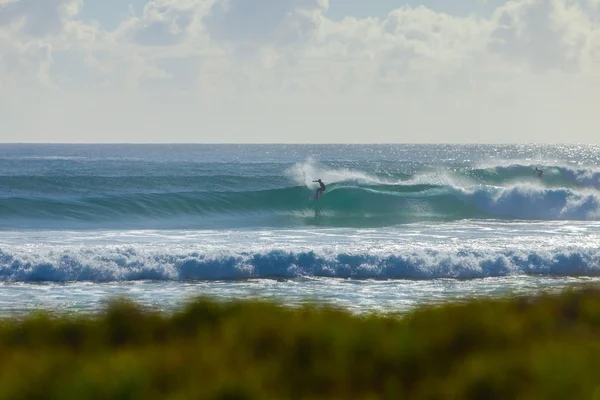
left=2, top=144, right=600, bottom=229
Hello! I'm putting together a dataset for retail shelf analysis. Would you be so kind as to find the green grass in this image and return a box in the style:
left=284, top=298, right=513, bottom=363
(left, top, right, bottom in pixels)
left=2, top=289, right=600, bottom=399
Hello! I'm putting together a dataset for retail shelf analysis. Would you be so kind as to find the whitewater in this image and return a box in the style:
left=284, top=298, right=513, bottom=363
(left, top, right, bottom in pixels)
left=1, top=144, right=600, bottom=315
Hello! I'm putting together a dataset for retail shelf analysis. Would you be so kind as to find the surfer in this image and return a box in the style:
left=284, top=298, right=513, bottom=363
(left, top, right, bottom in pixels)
left=533, top=167, right=543, bottom=179
left=313, top=179, right=326, bottom=198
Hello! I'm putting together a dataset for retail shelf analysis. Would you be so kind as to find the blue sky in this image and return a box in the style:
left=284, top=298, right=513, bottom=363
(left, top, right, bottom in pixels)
left=79, top=0, right=139, bottom=30
left=327, top=0, right=503, bottom=19
left=2, top=0, right=599, bottom=143
left=79, top=1, right=504, bottom=27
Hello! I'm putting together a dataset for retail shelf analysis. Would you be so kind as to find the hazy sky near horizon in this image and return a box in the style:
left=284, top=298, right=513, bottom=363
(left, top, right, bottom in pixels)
left=1, top=0, right=599, bottom=143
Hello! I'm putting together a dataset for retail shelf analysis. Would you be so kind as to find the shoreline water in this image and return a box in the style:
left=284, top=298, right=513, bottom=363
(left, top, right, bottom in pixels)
left=3, top=276, right=600, bottom=318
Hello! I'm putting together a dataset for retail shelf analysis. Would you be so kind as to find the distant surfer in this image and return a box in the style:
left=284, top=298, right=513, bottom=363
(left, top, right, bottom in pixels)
left=533, top=167, right=543, bottom=179
left=313, top=179, right=326, bottom=199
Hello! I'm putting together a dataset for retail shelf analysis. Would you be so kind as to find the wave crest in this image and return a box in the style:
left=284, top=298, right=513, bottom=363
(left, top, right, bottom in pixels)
left=1, top=246, right=599, bottom=282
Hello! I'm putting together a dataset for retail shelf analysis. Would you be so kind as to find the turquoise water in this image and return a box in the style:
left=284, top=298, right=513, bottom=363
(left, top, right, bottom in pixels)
left=1, top=144, right=600, bottom=315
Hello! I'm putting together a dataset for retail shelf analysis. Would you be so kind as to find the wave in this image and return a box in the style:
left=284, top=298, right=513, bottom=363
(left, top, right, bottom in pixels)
left=468, top=164, right=600, bottom=189
left=289, top=160, right=600, bottom=191
left=286, top=160, right=402, bottom=187
left=2, top=161, right=600, bottom=228
left=1, top=182, right=600, bottom=228
left=1, top=246, right=599, bottom=282
left=0, top=175, right=286, bottom=195
left=466, top=185, right=600, bottom=220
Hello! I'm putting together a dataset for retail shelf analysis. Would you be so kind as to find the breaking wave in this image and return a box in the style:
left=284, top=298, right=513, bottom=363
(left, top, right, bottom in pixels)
left=1, top=246, right=599, bottom=282
left=2, top=161, right=600, bottom=228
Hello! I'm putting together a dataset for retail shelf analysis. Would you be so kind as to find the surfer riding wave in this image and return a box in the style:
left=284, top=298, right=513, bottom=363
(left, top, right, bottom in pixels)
left=313, top=179, right=326, bottom=199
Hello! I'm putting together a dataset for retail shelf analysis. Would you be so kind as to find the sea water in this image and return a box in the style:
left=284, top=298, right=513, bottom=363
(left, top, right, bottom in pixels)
left=1, top=144, right=600, bottom=316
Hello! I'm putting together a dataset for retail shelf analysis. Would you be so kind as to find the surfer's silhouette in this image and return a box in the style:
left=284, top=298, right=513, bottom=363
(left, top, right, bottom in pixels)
left=313, top=179, right=326, bottom=199
left=533, top=167, right=543, bottom=179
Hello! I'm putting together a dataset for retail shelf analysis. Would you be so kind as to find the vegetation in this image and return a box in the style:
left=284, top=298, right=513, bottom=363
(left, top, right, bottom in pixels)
left=2, top=289, right=600, bottom=399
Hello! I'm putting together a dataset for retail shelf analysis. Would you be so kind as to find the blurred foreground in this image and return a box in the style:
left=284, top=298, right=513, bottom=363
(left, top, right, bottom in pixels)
left=1, top=289, right=600, bottom=399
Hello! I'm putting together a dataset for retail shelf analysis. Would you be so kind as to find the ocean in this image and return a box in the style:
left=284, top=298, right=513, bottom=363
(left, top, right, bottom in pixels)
left=1, top=143, right=600, bottom=316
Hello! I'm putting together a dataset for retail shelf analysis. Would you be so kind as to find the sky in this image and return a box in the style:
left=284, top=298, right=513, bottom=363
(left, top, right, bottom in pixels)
left=1, top=0, right=599, bottom=143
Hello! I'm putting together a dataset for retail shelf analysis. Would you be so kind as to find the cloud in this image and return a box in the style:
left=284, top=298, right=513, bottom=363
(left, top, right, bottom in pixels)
left=6, top=0, right=598, bottom=91
left=490, top=0, right=595, bottom=73
left=0, top=40, right=54, bottom=89
left=204, top=0, right=327, bottom=55
left=2, top=0, right=600, bottom=142
left=126, top=0, right=201, bottom=46
left=0, top=0, right=81, bottom=37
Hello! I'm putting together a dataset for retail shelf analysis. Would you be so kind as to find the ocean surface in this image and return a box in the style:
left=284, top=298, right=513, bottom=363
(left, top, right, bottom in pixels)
left=1, top=144, right=600, bottom=316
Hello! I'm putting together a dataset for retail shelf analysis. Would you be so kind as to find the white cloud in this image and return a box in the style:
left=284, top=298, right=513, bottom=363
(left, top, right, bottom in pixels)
left=1, top=0, right=600, bottom=142
left=204, top=0, right=327, bottom=52
left=122, top=0, right=201, bottom=46
left=0, top=0, right=81, bottom=37
left=0, top=40, right=54, bottom=89
left=489, top=0, right=594, bottom=72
